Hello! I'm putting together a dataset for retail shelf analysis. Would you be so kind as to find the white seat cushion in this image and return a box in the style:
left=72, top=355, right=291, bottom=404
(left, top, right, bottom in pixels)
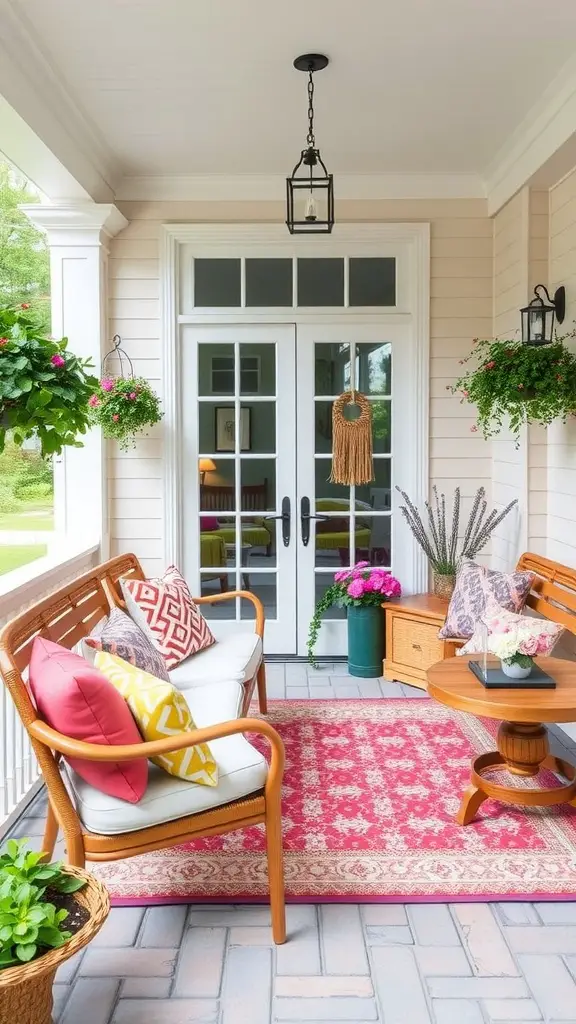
left=65, top=680, right=267, bottom=835
left=169, top=629, right=262, bottom=692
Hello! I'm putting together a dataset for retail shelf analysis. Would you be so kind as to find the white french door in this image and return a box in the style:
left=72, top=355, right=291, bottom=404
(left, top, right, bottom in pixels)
left=181, top=321, right=419, bottom=657
left=181, top=324, right=297, bottom=652
left=296, top=323, right=414, bottom=656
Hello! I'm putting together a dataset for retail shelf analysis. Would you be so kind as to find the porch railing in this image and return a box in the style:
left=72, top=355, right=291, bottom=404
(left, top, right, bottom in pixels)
left=0, top=546, right=99, bottom=825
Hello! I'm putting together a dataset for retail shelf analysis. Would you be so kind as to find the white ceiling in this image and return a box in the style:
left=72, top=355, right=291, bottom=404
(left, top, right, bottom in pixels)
left=7, top=0, right=576, bottom=181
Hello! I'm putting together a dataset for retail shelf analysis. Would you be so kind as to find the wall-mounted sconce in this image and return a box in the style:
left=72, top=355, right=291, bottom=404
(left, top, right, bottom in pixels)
left=199, top=458, right=216, bottom=484
left=520, top=284, right=565, bottom=346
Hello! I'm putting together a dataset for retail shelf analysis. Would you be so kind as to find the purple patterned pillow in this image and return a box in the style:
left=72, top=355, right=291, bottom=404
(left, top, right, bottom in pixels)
left=81, top=608, right=170, bottom=682
left=438, top=560, right=534, bottom=640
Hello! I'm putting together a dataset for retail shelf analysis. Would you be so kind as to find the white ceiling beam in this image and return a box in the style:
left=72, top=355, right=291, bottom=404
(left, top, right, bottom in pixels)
left=486, top=54, right=576, bottom=216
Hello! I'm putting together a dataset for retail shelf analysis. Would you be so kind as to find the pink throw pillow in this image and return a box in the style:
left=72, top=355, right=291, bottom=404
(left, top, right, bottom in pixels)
left=438, top=560, right=534, bottom=639
left=121, top=565, right=215, bottom=669
left=200, top=516, right=219, bottom=532
left=29, top=638, right=147, bottom=803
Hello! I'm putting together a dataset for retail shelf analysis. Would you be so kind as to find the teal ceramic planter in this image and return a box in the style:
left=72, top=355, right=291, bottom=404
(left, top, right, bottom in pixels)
left=347, top=604, right=385, bottom=678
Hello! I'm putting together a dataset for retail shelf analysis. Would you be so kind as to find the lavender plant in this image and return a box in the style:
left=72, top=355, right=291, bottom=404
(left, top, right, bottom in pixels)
left=396, top=486, right=518, bottom=575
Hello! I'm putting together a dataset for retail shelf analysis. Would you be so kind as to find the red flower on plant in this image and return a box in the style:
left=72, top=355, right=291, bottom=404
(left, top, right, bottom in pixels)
left=0, top=338, right=8, bottom=348
left=20, top=303, right=30, bottom=309
left=129, top=391, right=137, bottom=400
left=51, top=354, right=65, bottom=368
left=88, top=395, right=100, bottom=408
left=470, top=424, right=478, bottom=432
left=112, top=414, right=119, bottom=422
left=485, top=361, right=496, bottom=370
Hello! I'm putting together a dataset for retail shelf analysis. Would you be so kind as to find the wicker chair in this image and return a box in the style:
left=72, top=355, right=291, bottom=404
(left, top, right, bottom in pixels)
left=0, top=555, right=286, bottom=943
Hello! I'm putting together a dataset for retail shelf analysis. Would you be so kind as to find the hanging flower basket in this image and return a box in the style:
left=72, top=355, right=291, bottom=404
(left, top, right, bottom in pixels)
left=451, top=329, right=576, bottom=442
left=0, top=304, right=98, bottom=458
left=89, top=336, right=162, bottom=450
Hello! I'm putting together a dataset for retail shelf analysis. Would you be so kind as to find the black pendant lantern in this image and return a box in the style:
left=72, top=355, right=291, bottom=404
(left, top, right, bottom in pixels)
left=520, top=284, right=565, bottom=346
left=286, top=54, right=334, bottom=234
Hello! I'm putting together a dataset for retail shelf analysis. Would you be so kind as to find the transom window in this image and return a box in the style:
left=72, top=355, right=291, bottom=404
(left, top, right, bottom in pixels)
left=191, top=256, right=396, bottom=308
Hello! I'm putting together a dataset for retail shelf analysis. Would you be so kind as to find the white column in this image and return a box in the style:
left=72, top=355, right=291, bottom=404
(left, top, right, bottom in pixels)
left=20, top=202, right=128, bottom=558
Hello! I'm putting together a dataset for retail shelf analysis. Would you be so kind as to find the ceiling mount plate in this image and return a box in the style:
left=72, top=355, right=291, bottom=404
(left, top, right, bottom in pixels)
left=293, top=53, right=329, bottom=73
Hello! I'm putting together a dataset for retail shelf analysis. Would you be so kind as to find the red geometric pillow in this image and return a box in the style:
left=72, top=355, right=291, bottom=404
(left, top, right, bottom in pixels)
left=120, top=565, right=215, bottom=669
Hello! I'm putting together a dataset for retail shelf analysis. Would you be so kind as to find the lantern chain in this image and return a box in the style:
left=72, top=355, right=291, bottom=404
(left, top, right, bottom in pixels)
left=306, top=71, right=315, bottom=148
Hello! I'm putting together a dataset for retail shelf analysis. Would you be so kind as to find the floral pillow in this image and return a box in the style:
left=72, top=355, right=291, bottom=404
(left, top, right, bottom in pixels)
left=438, top=560, right=534, bottom=640
left=81, top=607, right=170, bottom=682
left=458, top=597, right=564, bottom=656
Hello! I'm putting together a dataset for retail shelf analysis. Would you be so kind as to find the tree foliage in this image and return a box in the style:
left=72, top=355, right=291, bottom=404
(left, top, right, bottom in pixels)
left=0, top=162, right=50, bottom=329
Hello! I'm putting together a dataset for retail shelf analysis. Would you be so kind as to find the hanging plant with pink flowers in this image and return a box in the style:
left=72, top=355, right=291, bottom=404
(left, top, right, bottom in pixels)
left=0, top=303, right=98, bottom=458
left=89, top=375, right=162, bottom=451
left=307, top=562, right=401, bottom=666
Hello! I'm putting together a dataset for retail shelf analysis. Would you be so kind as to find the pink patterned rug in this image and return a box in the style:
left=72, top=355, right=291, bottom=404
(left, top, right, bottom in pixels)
left=93, top=699, right=576, bottom=904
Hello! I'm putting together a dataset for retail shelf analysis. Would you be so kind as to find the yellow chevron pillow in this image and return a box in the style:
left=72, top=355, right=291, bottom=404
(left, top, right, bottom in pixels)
left=94, top=651, right=218, bottom=787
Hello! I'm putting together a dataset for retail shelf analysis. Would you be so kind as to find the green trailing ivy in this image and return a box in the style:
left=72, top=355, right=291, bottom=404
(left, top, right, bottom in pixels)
left=451, top=330, right=576, bottom=442
left=0, top=838, right=85, bottom=969
left=89, top=375, right=162, bottom=450
left=0, top=304, right=98, bottom=458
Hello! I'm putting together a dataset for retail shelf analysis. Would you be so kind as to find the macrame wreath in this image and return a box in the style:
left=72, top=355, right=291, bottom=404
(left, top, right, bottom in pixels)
left=330, top=391, right=374, bottom=485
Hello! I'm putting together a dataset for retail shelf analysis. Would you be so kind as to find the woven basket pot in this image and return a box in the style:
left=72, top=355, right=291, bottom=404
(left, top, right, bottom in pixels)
left=433, top=572, right=456, bottom=601
left=0, top=867, right=109, bottom=1024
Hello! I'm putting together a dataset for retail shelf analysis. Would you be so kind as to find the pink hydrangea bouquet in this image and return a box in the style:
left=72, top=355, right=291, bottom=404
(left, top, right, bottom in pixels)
left=307, top=562, right=401, bottom=665
left=488, top=622, right=560, bottom=671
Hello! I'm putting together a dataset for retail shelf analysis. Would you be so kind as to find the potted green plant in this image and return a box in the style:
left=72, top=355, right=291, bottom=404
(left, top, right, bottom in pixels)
left=451, top=330, right=576, bottom=442
left=396, top=486, right=518, bottom=598
left=89, top=375, right=162, bottom=450
left=308, top=563, right=402, bottom=675
left=0, top=838, right=109, bottom=1024
left=0, top=304, right=98, bottom=458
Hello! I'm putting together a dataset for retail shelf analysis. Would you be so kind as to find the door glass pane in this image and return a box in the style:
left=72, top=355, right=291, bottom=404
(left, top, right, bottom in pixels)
left=315, top=574, right=346, bottom=619
left=200, top=461, right=235, bottom=512
left=240, top=459, right=275, bottom=513
left=315, top=343, right=350, bottom=395
left=356, top=515, right=392, bottom=567
left=297, top=258, right=344, bottom=306
left=239, top=343, right=275, bottom=396
left=246, top=259, right=292, bottom=306
left=200, top=573, right=234, bottom=616
left=315, top=401, right=333, bottom=454
left=200, top=527, right=234, bottom=568
left=371, top=400, right=391, bottom=453
left=242, top=402, right=276, bottom=453
left=194, top=259, right=241, bottom=307
left=199, top=343, right=235, bottom=396
left=315, top=458, right=348, bottom=500
left=358, top=343, right=391, bottom=395
left=315, top=516, right=351, bottom=568
left=349, top=258, right=396, bottom=306
left=240, top=513, right=277, bottom=568
left=241, top=573, right=277, bottom=619
left=356, top=459, right=391, bottom=506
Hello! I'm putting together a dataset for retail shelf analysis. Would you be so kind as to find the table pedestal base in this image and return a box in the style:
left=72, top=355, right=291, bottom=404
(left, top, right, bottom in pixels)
left=456, top=721, right=576, bottom=825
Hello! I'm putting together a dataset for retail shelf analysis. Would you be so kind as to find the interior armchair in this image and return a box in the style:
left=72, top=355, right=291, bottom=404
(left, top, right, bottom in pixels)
left=0, top=557, right=286, bottom=944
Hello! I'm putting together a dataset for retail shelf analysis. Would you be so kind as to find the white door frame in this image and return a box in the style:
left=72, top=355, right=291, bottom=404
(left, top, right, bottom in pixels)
left=160, top=222, right=430, bottom=598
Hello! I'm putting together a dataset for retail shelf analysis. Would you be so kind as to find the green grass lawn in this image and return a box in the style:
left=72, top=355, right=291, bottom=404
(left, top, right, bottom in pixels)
left=0, top=509, right=54, bottom=531
left=0, top=545, right=48, bottom=577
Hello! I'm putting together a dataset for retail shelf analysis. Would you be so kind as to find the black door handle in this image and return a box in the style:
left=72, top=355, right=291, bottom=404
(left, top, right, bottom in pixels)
left=300, top=496, right=328, bottom=546
left=264, top=496, right=291, bottom=546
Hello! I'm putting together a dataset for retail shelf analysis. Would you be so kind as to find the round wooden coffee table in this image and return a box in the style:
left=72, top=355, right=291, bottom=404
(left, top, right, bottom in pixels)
left=427, top=656, right=576, bottom=825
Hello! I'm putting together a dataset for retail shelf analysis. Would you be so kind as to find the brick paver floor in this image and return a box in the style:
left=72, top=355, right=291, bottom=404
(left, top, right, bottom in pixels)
left=6, top=662, right=576, bottom=1023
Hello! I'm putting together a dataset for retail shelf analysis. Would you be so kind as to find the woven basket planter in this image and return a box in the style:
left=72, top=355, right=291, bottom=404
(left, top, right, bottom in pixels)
left=0, top=867, right=109, bottom=1024
left=433, top=572, right=456, bottom=601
